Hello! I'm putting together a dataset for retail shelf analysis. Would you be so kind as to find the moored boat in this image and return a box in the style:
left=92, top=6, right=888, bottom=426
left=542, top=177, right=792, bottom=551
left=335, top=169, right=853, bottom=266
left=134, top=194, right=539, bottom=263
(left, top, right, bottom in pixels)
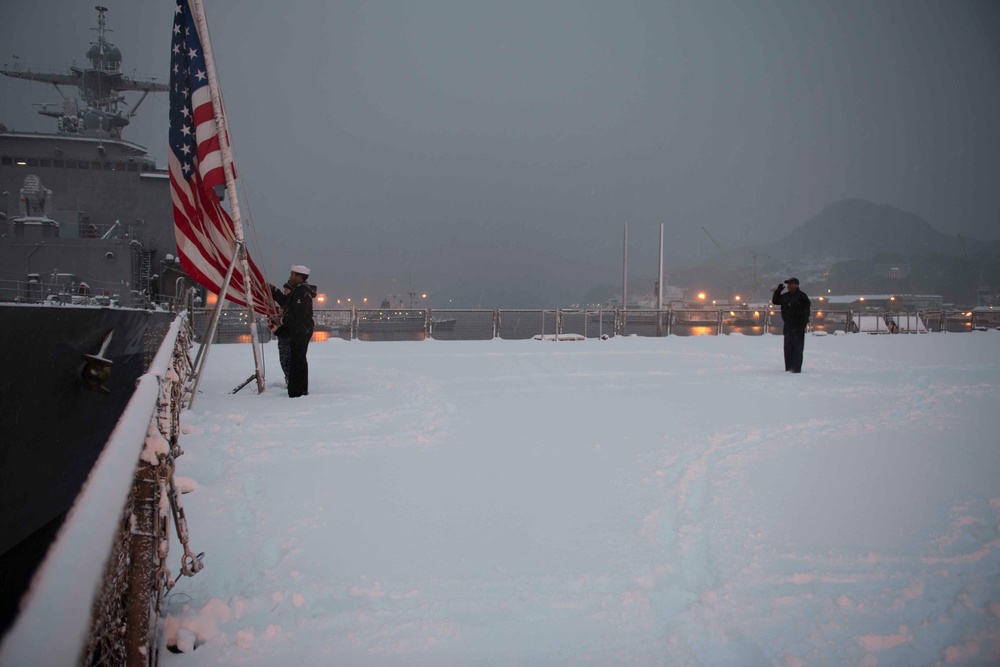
left=355, top=308, right=457, bottom=340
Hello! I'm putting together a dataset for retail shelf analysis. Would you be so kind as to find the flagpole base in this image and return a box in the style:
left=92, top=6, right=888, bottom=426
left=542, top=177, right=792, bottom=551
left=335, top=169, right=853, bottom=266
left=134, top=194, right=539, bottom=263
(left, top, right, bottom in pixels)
left=231, top=374, right=258, bottom=395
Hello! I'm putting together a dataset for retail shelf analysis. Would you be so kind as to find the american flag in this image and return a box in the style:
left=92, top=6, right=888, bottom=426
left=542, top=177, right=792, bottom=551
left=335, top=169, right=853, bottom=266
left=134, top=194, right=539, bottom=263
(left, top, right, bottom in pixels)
left=169, top=0, right=274, bottom=315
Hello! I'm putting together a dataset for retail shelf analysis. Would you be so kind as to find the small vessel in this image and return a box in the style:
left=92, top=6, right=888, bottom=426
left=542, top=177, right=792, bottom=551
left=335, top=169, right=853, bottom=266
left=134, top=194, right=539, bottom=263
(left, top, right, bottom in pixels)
left=724, top=306, right=764, bottom=327
left=671, top=309, right=722, bottom=327
left=353, top=296, right=456, bottom=340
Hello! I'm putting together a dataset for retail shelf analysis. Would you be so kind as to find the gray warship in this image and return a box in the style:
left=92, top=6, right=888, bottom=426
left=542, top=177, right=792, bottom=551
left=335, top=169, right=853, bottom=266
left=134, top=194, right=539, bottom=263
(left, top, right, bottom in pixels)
left=0, top=7, right=182, bottom=634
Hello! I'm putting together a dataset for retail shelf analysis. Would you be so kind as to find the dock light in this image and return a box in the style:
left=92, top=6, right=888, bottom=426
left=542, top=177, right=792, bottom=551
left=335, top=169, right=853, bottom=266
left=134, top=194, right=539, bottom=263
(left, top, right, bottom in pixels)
left=422, top=293, right=427, bottom=299
left=363, top=297, right=368, bottom=304
left=818, top=296, right=824, bottom=302
left=697, top=293, right=706, bottom=300
left=859, top=297, right=865, bottom=302
left=316, top=294, right=326, bottom=303
left=890, top=296, right=896, bottom=301
left=734, top=295, right=741, bottom=301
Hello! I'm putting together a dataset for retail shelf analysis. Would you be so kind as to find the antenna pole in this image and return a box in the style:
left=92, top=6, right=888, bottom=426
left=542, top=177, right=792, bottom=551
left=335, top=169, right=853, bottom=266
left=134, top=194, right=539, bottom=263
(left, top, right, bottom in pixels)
left=657, top=223, right=664, bottom=311
left=622, top=222, right=628, bottom=312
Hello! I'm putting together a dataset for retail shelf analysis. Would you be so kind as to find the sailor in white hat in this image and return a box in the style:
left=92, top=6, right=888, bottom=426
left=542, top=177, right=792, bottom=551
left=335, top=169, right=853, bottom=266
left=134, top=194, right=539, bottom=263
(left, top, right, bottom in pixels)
left=269, top=264, right=316, bottom=397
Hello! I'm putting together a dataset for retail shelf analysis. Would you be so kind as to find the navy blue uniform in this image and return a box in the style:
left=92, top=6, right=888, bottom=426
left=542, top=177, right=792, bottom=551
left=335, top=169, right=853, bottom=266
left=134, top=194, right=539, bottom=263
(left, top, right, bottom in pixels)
left=272, top=282, right=315, bottom=396
left=773, top=285, right=811, bottom=373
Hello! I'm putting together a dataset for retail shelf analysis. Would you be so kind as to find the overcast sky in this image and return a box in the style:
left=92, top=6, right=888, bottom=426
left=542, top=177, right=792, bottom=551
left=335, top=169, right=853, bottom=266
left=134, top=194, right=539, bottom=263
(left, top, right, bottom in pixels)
left=1, top=1, right=998, bottom=306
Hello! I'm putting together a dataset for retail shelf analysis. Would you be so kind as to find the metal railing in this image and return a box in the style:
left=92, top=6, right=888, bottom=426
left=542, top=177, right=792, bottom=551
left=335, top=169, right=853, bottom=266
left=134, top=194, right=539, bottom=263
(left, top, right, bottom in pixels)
left=279, top=307, right=778, bottom=341
left=0, top=276, right=157, bottom=309
left=184, top=306, right=996, bottom=344
left=0, top=312, right=201, bottom=666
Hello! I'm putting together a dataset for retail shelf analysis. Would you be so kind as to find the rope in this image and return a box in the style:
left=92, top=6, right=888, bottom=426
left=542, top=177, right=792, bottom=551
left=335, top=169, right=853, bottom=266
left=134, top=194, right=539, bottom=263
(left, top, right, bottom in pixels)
left=193, top=4, right=278, bottom=317
left=203, top=63, right=275, bottom=390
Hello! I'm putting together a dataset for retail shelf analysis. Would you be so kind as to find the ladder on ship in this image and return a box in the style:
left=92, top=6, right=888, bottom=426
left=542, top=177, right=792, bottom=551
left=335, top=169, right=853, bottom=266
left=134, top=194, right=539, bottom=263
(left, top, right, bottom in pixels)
left=132, top=245, right=153, bottom=297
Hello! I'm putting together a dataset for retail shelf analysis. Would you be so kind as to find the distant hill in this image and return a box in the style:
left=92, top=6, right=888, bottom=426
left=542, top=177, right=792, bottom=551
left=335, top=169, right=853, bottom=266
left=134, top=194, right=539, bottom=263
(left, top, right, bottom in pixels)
left=660, top=199, right=999, bottom=304
left=769, top=199, right=967, bottom=259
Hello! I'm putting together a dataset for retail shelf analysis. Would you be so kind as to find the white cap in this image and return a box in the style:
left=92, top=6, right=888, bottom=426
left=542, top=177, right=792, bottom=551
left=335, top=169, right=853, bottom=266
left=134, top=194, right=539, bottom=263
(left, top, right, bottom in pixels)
left=290, top=264, right=310, bottom=276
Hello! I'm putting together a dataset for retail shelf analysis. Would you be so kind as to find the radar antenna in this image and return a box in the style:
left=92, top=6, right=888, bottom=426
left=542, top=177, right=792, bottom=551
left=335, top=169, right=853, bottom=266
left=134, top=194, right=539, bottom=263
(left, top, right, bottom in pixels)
left=0, top=6, right=167, bottom=138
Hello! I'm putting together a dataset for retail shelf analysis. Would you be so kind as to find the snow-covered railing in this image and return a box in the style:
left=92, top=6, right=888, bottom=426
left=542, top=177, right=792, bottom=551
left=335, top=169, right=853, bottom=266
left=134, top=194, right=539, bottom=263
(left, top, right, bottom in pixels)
left=193, top=307, right=780, bottom=342
left=188, top=306, right=981, bottom=343
left=0, top=311, right=199, bottom=667
left=848, top=312, right=929, bottom=334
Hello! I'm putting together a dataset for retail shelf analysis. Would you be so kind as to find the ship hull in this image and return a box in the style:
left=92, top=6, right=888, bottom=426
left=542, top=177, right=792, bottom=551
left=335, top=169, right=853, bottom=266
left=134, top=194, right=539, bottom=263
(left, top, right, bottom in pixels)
left=0, top=303, right=174, bottom=630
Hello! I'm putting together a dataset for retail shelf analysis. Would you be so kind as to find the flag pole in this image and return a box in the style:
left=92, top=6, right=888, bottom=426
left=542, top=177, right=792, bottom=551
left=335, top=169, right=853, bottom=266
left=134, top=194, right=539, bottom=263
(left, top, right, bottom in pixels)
left=188, top=243, right=242, bottom=409
left=189, top=0, right=266, bottom=394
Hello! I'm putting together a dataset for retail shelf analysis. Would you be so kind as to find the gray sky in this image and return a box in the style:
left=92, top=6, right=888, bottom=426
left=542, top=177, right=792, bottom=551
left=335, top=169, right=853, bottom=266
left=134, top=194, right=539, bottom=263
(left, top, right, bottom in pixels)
left=2, top=1, right=998, bottom=306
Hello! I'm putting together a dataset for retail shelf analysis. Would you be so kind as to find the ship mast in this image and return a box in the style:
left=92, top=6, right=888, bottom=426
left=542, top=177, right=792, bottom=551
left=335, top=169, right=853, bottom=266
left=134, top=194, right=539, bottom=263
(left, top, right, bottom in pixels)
left=0, top=6, right=168, bottom=138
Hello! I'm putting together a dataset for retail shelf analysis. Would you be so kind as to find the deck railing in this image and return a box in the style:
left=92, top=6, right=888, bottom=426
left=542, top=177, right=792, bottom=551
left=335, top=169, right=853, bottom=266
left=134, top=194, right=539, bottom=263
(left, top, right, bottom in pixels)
left=189, top=306, right=988, bottom=343
left=0, top=311, right=201, bottom=667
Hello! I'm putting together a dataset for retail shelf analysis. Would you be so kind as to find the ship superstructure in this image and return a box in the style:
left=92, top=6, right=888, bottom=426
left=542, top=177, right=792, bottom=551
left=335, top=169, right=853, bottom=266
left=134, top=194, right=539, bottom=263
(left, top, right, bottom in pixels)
left=0, top=6, right=180, bottom=302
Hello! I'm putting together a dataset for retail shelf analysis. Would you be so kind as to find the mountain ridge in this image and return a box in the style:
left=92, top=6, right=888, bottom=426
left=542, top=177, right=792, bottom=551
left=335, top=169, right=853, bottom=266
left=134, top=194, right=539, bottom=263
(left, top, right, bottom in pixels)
left=768, top=198, right=969, bottom=259
left=659, top=198, right=999, bottom=304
